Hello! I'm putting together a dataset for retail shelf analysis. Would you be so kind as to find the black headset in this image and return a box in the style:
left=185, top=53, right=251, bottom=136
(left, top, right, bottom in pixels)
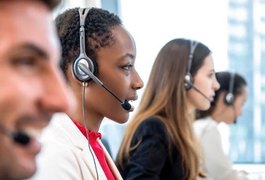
left=72, top=8, right=95, bottom=82
left=224, top=72, right=235, bottom=105
left=184, top=40, right=199, bottom=90
left=0, top=124, right=31, bottom=146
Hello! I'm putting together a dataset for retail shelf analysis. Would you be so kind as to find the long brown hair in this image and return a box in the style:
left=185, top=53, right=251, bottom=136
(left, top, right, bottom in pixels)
left=116, top=38, right=211, bottom=180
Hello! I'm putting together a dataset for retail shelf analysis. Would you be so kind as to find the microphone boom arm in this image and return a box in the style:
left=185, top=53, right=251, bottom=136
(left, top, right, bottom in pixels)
left=78, top=63, right=123, bottom=103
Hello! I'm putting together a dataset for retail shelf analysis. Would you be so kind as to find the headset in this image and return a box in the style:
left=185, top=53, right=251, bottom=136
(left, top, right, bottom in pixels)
left=224, top=72, right=235, bottom=105
left=0, top=124, right=31, bottom=146
left=184, top=40, right=199, bottom=90
left=72, top=8, right=132, bottom=111
left=184, top=40, right=212, bottom=102
left=71, top=8, right=101, bottom=180
left=72, top=8, right=95, bottom=82
left=71, top=8, right=99, bottom=180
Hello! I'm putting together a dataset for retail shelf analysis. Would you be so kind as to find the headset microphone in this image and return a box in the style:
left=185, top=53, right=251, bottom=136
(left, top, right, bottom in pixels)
left=232, top=105, right=237, bottom=124
left=185, top=80, right=212, bottom=102
left=12, top=132, right=31, bottom=145
left=233, top=118, right=237, bottom=124
left=78, top=62, right=132, bottom=111
left=0, top=124, right=31, bottom=146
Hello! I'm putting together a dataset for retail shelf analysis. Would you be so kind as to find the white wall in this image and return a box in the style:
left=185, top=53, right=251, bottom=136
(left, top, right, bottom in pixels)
left=120, top=0, right=229, bottom=86
left=101, top=0, right=230, bottom=159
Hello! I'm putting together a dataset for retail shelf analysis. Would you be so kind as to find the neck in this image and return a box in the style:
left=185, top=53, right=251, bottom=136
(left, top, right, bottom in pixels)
left=211, top=107, right=227, bottom=123
left=68, top=109, right=103, bottom=131
left=187, top=101, right=196, bottom=114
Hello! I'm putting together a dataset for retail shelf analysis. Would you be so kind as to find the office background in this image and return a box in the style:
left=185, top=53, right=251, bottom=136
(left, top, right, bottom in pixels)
left=55, top=0, right=265, bottom=166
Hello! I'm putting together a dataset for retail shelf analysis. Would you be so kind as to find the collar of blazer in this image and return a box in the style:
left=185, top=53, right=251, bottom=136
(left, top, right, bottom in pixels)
left=48, top=113, right=123, bottom=180
left=47, top=113, right=105, bottom=179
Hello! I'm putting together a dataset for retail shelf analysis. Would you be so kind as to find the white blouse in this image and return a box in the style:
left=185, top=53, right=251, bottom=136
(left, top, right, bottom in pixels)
left=194, top=116, right=248, bottom=180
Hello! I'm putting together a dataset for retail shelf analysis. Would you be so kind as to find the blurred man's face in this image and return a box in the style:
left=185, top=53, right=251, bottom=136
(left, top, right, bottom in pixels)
left=0, top=0, right=73, bottom=179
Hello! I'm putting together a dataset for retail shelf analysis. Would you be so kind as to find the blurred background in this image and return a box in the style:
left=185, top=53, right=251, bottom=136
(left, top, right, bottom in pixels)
left=54, top=0, right=265, bottom=173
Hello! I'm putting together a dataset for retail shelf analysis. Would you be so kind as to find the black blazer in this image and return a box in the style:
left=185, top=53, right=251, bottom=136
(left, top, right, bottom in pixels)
left=119, top=116, right=187, bottom=180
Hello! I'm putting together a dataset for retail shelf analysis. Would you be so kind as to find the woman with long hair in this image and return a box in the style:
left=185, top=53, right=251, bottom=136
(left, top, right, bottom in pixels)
left=116, top=38, right=220, bottom=180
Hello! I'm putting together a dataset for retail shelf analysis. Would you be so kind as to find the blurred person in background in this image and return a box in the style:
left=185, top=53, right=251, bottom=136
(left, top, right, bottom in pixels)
left=194, top=71, right=248, bottom=180
left=116, top=38, right=220, bottom=180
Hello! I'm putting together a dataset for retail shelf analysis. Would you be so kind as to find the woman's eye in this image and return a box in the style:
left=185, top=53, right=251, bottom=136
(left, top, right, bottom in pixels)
left=209, top=72, right=215, bottom=78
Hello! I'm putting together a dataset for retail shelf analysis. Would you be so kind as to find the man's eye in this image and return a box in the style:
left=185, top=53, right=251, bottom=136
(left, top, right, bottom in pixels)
left=11, top=56, right=40, bottom=75
left=13, top=57, right=36, bottom=67
left=122, top=64, right=133, bottom=71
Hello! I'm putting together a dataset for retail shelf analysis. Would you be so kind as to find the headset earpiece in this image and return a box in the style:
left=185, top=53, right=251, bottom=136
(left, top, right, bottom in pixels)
left=225, top=93, right=234, bottom=105
left=184, top=73, right=193, bottom=90
left=72, top=8, right=95, bottom=82
left=184, top=40, right=198, bottom=90
left=73, top=58, right=94, bottom=82
left=224, top=72, right=235, bottom=105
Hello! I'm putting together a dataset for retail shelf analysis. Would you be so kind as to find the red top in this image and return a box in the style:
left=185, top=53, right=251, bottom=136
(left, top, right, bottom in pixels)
left=72, top=120, right=115, bottom=180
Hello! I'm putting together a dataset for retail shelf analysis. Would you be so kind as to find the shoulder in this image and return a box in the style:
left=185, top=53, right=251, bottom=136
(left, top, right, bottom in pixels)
left=37, top=113, right=89, bottom=164
left=31, top=141, right=82, bottom=179
left=139, top=116, right=166, bottom=131
left=37, top=141, right=79, bottom=164
left=194, top=118, right=221, bottom=146
left=134, top=116, right=168, bottom=140
left=194, top=117, right=218, bottom=136
left=41, top=113, right=87, bottom=145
